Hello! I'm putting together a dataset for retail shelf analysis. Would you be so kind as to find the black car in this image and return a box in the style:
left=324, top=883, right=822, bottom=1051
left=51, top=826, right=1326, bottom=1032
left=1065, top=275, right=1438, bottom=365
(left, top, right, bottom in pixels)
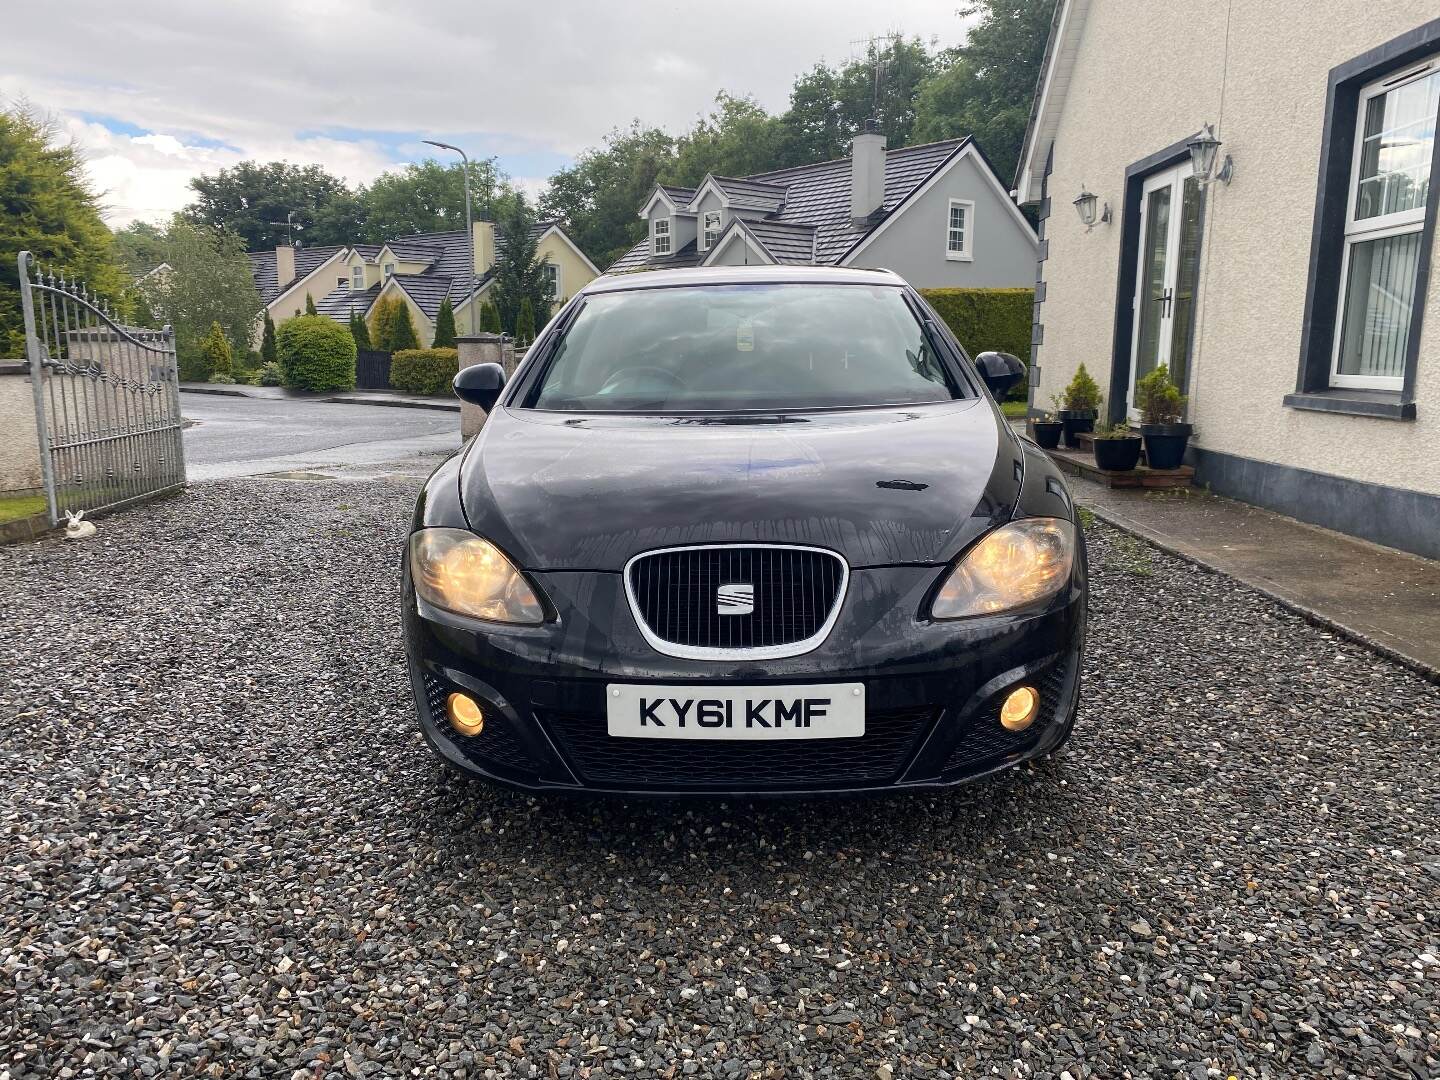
left=403, top=266, right=1086, bottom=796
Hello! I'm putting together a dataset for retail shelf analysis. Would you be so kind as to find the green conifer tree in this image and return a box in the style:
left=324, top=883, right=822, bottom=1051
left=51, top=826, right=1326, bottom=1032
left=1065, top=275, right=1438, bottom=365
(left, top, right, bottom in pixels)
left=305, top=294, right=318, bottom=315
left=349, top=310, right=371, bottom=350
left=388, top=299, right=420, bottom=352
left=432, top=296, right=457, bottom=348
left=260, top=312, right=278, bottom=364
left=516, top=298, right=536, bottom=346
left=199, top=321, right=233, bottom=379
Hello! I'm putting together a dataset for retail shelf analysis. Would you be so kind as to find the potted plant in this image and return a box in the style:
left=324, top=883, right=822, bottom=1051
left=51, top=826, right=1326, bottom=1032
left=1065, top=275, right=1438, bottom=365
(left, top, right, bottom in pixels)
left=1090, top=421, right=1142, bottom=471
left=1058, top=364, right=1102, bottom=448
left=1134, top=365, right=1192, bottom=470
left=1030, top=404, right=1063, bottom=450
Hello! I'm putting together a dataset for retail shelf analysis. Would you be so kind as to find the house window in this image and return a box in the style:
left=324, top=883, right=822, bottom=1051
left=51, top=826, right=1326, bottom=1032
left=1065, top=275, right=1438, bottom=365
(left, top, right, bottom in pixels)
left=702, top=211, right=722, bottom=250
left=946, top=199, right=974, bottom=260
left=352, top=266, right=364, bottom=290
left=652, top=217, right=672, bottom=256
left=1332, top=59, right=1439, bottom=390
left=542, top=261, right=561, bottom=301
left=383, top=263, right=395, bottom=278
left=338, top=276, right=348, bottom=289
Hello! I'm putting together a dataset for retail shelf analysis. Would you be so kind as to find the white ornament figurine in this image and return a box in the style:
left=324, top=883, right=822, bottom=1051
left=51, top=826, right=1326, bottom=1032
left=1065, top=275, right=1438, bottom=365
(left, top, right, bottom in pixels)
left=64, top=510, right=96, bottom=540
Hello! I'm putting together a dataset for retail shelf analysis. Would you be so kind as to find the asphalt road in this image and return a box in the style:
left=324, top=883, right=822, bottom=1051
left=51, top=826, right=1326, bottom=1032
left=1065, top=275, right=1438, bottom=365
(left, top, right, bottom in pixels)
left=181, top=392, right=461, bottom=480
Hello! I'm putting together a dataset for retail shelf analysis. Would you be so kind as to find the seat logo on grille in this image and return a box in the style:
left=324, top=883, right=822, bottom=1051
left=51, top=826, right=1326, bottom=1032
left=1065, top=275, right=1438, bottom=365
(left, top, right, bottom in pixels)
left=716, top=582, right=754, bottom=616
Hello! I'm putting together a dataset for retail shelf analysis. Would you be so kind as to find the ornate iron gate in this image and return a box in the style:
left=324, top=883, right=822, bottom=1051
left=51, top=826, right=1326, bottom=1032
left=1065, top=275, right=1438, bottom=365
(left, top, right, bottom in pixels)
left=18, top=251, right=186, bottom=524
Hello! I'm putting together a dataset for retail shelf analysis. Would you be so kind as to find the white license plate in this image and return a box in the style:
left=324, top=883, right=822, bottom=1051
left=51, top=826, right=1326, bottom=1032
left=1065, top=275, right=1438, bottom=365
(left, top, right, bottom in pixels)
left=606, top=683, right=865, bottom=740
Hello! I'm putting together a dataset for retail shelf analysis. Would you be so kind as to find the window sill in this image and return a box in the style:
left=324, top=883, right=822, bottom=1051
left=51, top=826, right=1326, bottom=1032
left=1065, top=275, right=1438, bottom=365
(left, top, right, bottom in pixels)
left=944, top=252, right=973, bottom=262
left=1283, top=389, right=1415, bottom=420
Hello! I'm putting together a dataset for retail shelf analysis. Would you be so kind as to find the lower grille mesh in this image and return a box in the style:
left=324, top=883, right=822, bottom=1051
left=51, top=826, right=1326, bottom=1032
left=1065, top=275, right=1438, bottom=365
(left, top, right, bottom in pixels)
left=422, top=671, right=533, bottom=772
left=543, top=707, right=934, bottom=790
left=943, top=658, right=1074, bottom=774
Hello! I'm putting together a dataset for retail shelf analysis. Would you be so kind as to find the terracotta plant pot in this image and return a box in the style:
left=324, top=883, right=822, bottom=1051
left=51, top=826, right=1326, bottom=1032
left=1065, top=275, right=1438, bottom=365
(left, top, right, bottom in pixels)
left=1140, top=422, right=1193, bottom=470
left=1031, top=420, right=1063, bottom=450
left=1092, top=436, right=1142, bottom=471
left=1058, top=409, right=1096, bottom=448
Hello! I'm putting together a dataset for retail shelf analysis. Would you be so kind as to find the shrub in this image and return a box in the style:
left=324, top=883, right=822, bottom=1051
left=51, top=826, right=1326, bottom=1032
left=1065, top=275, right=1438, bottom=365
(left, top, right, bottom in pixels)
left=208, top=372, right=236, bottom=384
left=917, top=287, right=1033, bottom=401
left=368, top=296, right=396, bottom=351
left=480, top=299, right=501, bottom=333
left=1061, top=363, right=1103, bottom=413
left=349, top=310, right=371, bottom=351
left=261, top=312, right=278, bottom=364
left=390, top=348, right=459, bottom=397
left=305, top=294, right=318, bottom=315
left=387, top=300, right=420, bottom=352
left=516, top=298, right=536, bottom=346
left=1134, top=364, right=1186, bottom=424
left=258, top=361, right=283, bottom=386
left=277, top=314, right=356, bottom=391
left=432, top=296, right=457, bottom=348
left=199, top=321, right=232, bottom=378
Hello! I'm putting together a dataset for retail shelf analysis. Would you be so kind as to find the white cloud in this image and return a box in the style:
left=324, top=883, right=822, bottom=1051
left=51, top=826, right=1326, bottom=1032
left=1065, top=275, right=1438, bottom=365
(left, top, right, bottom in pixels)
left=2, top=0, right=974, bottom=226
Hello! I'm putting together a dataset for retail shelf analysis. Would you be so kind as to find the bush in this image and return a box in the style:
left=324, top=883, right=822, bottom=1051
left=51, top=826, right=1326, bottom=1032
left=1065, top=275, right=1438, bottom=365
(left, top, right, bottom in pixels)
left=918, top=287, right=1033, bottom=401
left=261, top=313, right=278, bottom=364
left=258, top=361, right=283, bottom=386
left=1061, top=363, right=1103, bottom=413
left=1134, top=364, right=1186, bottom=424
left=480, top=299, right=501, bottom=333
left=349, top=311, right=371, bottom=351
left=387, top=300, right=419, bottom=352
left=198, top=321, right=233, bottom=379
left=208, top=372, right=236, bottom=384
left=432, top=296, right=457, bottom=348
left=390, top=348, right=459, bottom=396
left=277, top=314, right=356, bottom=391
left=368, top=296, right=396, bottom=351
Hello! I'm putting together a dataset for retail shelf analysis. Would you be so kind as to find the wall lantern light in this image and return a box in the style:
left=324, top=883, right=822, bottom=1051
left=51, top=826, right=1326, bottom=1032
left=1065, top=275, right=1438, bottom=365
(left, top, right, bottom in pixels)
left=1188, top=123, right=1234, bottom=185
left=1073, top=184, right=1110, bottom=230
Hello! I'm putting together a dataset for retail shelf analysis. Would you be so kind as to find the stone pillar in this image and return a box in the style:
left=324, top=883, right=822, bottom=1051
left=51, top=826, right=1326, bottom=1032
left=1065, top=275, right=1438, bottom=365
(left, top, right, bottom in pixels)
left=455, top=334, right=517, bottom=438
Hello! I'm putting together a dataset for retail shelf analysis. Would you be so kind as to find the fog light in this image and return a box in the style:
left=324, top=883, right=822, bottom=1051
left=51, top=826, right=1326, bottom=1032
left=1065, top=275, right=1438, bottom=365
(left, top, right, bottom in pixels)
left=1000, top=686, right=1039, bottom=732
left=446, top=692, right=485, bottom=736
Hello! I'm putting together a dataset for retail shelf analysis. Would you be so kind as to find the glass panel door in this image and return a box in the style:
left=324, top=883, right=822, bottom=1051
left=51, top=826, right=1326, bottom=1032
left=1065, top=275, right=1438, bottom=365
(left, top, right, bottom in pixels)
left=1167, top=175, right=1203, bottom=391
left=1133, top=185, right=1172, bottom=392
left=1128, top=161, right=1201, bottom=418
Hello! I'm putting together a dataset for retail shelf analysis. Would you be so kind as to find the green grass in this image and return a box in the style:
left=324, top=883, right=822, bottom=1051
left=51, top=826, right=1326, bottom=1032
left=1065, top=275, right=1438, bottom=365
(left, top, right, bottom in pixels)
left=1000, top=400, right=1028, bottom=420
left=0, top=493, right=47, bottom=524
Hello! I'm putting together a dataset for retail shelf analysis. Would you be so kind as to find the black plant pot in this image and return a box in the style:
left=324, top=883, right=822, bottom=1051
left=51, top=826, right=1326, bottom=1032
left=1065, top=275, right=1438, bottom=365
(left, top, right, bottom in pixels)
left=1031, top=420, right=1063, bottom=450
left=1092, top=436, right=1142, bottom=471
left=1140, top=423, right=1193, bottom=470
left=1058, top=409, right=1096, bottom=448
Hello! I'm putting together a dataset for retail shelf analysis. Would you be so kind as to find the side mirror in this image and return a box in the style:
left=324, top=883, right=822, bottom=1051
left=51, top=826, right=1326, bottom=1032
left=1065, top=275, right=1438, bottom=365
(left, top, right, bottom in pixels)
left=975, top=351, right=1025, bottom=399
left=453, top=362, right=507, bottom=411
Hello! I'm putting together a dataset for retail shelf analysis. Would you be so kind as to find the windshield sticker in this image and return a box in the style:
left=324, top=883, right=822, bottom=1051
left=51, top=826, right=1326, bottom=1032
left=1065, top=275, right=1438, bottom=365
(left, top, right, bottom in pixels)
left=736, top=320, right=754, bottom=352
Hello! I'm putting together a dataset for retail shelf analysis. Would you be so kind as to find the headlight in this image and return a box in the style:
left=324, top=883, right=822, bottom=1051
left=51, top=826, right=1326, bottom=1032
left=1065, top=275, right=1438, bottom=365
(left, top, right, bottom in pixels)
left=409, top=528, right=545, bottom=624
left=931, top=518, right=1076, bottom=619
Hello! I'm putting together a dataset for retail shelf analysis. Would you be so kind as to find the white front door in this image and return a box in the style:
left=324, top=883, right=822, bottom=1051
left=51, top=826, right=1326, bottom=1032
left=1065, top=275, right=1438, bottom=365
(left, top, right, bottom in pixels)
left=1129, top=160, right=1203, bottom=418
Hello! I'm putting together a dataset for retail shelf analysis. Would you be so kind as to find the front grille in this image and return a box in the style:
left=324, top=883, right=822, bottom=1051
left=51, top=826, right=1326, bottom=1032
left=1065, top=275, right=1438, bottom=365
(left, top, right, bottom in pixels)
left=422, top=671, right=533, bottom=773
left=943, top=657, right=1075, bottom=774
left=542, top=707, right=934, bottom=790
left=626, top=545, right=846, bottom=657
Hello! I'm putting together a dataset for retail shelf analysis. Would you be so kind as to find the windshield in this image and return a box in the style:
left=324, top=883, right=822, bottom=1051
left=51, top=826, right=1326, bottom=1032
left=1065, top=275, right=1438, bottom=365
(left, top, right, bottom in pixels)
left=527, top=283, right=960, bottom=412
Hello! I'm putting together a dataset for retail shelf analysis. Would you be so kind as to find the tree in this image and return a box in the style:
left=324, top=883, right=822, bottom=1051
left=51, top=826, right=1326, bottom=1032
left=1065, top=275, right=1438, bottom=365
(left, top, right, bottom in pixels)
left=540, top=122, right=675, bottom=267
left=184, top=161, right=359, bottom=251
left=777, top=64, right=848, bottom=165
left=664, top=93, right=786, bottom=186
left=357, top=159, right=512, bottom=242
left=112, top=221, right=169, bottom=279
left=261, top=312, right=278, bottom=363
left=480, top=299, right=501, bottom=333
left=515, top=298, right=536, bottom=347
left=133, top=220, right=261, bottom=377
left=385, top=298, right=420, bottom=352
left=0, top=103, right=127, bottom=357
left=491, top=196, right=551, bottom=337
left=913, top=0, right=1059, bottom=184
left=829, top=36, right=936, bottom=150
left=432, top=295, right=457, bottom=348
left=349, top=310, right=371, bottom=351
left=368, top=295, right=397, bottom=352
left=305, top=293, right=317, bottom=315
left=198, top=320, right=233, bottom=380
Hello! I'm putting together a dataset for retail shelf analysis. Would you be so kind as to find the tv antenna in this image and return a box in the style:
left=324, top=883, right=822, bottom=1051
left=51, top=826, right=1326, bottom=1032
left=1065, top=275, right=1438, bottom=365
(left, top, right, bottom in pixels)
left=269, top=210, right=301, bottom=246
left=848, top=30, right=902, bottom=113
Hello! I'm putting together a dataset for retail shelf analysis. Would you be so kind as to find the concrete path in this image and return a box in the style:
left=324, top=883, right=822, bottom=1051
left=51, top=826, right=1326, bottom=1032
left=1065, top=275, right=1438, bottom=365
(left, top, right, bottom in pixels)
left=180, top=383, right=459, bottom=412
left=1067, top=473, right=1440, bottom=678
left=182, top=391, right=461, bottom=482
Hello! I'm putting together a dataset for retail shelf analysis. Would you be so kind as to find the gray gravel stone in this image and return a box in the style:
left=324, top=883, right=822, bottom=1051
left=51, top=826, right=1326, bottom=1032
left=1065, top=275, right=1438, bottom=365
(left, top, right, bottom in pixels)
left=1, top=464, right=1437, bottom=1078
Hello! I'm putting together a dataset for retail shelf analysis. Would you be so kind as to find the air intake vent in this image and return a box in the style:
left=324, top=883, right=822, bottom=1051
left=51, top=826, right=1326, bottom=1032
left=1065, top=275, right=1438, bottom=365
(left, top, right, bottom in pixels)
left=624, top=544, right=848, bottom=659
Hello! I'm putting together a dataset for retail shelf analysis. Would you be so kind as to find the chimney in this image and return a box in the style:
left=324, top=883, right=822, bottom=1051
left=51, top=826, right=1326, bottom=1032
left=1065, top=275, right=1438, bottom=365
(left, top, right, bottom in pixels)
left=850, top=119, right=887, bottom=226
left=274, top=245, right=296, bottom=290
left=472, top=220, right=496, bottom=274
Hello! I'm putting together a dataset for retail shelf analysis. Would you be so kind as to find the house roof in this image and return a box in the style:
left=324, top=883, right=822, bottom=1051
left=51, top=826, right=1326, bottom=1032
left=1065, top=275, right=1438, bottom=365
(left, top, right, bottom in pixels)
left=732, top=220, right=817, bottom=264
left=247, top=245, right=346, bottom=304
left=607, top=138, right=969, bottom=274
left=1014, top=0, right=1091, bottom=204
left=315, top=282, right=382, bottom=319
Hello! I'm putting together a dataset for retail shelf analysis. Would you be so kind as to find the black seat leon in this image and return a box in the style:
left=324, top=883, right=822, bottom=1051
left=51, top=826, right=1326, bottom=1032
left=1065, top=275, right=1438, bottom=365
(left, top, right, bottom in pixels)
left=403, top=266, right=1086, bottom=796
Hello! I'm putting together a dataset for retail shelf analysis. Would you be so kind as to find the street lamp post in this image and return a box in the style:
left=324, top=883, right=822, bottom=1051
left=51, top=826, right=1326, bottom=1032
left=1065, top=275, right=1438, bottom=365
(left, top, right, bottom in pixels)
left=423, top=139, right=477, bottom=335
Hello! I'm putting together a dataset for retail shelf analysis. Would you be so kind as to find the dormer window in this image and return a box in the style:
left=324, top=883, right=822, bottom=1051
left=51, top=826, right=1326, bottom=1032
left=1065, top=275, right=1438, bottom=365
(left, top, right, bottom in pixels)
left=652, top=217, right=672, bottom=256
left=352, top=265, right=364, bottom=290
left=702, top=211, right=722, bottom=251
left=383, top=262, right=395, bottom=278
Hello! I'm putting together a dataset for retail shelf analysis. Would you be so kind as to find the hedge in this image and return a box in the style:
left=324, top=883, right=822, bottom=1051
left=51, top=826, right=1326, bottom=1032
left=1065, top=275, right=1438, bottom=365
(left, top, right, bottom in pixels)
left=390, top=348, right=459, bottom=397
left=918, top=287, right=1034, bottom=401
left=277, top=315, right=356, bottom=392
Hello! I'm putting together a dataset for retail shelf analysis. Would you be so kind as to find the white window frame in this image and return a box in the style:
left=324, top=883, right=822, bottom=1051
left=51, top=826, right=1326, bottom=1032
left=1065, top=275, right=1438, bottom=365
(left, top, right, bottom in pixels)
left=383, top=262, right=395, bottom=278
left=701, top=210, right=723, bottom=251
left=352, top=265, right=365, bottom=290
left=1330, top=56, right=1438, bottom=390
left=338, top=275, right=348, bottom=289
left=945, top=198, right=974, bottom=261
left=542, top=260, right=561, bottom=302
left=652, top=216, right=672, bottom=256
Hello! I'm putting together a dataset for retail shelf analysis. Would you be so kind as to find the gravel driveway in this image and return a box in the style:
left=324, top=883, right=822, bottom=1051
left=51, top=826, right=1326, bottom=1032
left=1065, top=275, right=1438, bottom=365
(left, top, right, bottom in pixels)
left=2, top=464, right=1437, bottom=1079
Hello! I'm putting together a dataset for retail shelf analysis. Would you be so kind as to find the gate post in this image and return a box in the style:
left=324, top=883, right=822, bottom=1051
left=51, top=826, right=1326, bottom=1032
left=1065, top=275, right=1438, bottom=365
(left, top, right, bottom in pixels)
left=17, top=251, right=58, bottom=525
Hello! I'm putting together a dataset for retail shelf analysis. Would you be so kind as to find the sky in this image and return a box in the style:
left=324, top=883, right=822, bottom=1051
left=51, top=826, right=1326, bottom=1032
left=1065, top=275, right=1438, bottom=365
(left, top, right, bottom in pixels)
left=1, top=1, right=974, bottom=229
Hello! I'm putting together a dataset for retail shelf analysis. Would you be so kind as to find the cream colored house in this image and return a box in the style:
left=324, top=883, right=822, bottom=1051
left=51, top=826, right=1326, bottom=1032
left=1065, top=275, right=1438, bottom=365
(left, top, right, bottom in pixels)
left=1017, top=3, right=1440, bottom=558
left=249, top=220, right=599, bottom=348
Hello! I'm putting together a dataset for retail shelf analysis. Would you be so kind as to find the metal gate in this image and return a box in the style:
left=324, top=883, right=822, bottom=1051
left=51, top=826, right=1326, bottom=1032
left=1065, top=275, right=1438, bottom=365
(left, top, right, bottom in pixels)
left=18, top=251, right=186, bottom=525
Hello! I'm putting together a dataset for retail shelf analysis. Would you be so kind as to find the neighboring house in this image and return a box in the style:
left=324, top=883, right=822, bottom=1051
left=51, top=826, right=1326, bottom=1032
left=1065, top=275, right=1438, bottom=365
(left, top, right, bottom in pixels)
left=248, top=220, right=599, bottom=347
left=1016, top=3, right=1440, bottom=558
left=607, top=124, right=1038, bottom=289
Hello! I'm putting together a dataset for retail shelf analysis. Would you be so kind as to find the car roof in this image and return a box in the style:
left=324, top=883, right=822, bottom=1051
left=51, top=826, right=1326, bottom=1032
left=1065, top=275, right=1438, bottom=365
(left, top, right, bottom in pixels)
left=582, top=264, right=908, bottom=295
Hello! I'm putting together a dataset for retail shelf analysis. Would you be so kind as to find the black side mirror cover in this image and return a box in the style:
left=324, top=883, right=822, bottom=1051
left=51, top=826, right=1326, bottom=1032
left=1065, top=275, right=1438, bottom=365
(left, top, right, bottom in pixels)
left=453, top=362, right=507, bottom=411
left=975, top=350, right=1025, bottom=399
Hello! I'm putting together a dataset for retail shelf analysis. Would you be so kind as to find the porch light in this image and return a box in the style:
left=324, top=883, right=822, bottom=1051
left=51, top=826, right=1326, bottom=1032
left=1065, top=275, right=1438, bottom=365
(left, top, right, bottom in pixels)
left=1188, top=124, right=1234, bottom=185
left=1072, top=185, right=1110, bottom=230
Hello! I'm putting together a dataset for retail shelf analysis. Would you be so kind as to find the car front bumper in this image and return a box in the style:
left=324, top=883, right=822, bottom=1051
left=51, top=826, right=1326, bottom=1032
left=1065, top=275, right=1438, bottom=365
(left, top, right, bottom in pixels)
left=403, top=562, right=1085, bottom=797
